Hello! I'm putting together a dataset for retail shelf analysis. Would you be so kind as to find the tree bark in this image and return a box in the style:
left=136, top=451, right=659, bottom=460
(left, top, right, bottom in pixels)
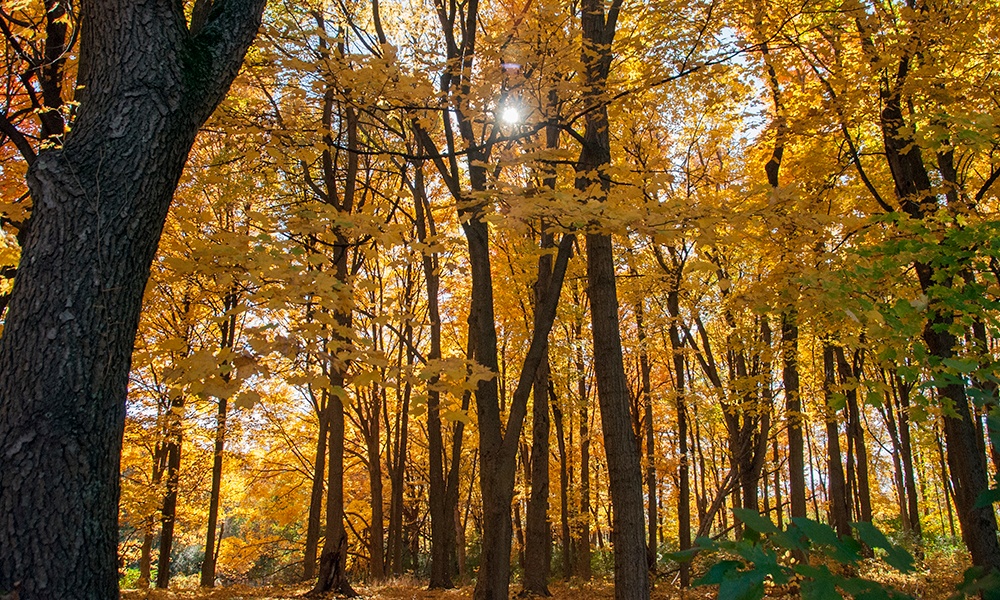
left=782, top=311, right=807, bottom=520
left=363, top=386, right=386, bottom=580
left=303, top=392, right=329, bottom=580
left=312, top=369, right=357, bottom=597
left=0, top=2, right=264, bottom=598
left=471, top=230, right=575, bottom=600
left=201, top=300, right=239, bottom=587
left=524, top=110, right=562, bottom=597
left=584, top=233, right=647, bottom=600
left=636, top=303, right=656, bottom=572
left=551, top=386, right=572, bottom=579
left=575, top=316, right=592, bottom=580
left=156, top=395, right=184, bottom=589
left=835, top=347, right=872, bottom=524
left=822, top=343, right=850, bottom=537
left=413, top=153, right=454, bottom=588
left=894, top=374, right=923, bottom=551
left=575, top=0, right=647, bottom=594
left=524, top=229, right=555, bottom=596
left=387, top=325, right=413, bottom=576
left=665, top=283, right=690, bottom=587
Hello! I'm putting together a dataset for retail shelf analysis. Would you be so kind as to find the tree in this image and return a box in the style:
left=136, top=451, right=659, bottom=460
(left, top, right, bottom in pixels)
left=0, top=1, right=265, bottom=597
left=574, top=0, right=648, bottom=595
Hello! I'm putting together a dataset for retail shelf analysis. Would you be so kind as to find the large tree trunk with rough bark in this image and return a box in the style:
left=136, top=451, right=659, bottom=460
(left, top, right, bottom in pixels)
left=0, top=3, right=264, bottom=598
left=576, top=0, right=647, bottom=595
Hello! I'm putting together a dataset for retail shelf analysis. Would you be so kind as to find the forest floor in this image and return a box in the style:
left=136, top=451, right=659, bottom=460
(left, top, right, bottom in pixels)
left=121, top=553, right=966, bottom=600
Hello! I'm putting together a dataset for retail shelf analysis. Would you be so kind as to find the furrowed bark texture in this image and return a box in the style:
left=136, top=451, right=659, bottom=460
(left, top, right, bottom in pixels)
left=0, top=2, right=265, bottom=598
left=575, top=1, right=646, bottom=594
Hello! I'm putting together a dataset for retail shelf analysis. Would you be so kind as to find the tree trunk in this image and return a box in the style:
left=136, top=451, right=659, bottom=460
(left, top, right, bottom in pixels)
left=304, top=393, right=329, bottom=580
left=312, top=368, right=357, bottom=596
left=836, top=347, right=872, bottom=524
left=879, top=377, right=910, bottom=532
left=138, top=527, right=154, bottom=589
left=782, top=311, right=807, bottom=520
left=387, top=327, right=413, bottom=576
left=471, top=228, right=574, bottom=600
left=894, top=374, right=923, bottom=552
left=822, top=344, right=850, bottom=537
left=552, top=386, right=572, bottom=580
left=666, top=286, right=690, bottom=587
left=575, top=317, right=592, bottom=580
left=365, top=387, right=386, bottom=580
left=156, top=398, right=184, bottom=589
left=0, top=3, right=264, bottom=597
left=584, top=231, right=647, bottom=600
left=414, top=152, right=454, bottom=589
left=524, top=225, right=555, bottom=596
left=636, top=303, right=656, bottom=572
left=575, top=0, right=647, bottom=594
left=200, top=394, right=228, bottom=587
left=201, top=303, right=238, bottom=587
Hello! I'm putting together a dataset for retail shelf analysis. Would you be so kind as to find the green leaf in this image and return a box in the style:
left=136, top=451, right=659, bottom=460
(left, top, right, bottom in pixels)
left=719, top=570, right=766, bottom=600
left=852, top=521, right=914, bottom=572
left=695, top=560, right=741, bottom=586
left=801, top=577, right=844, bottom=600
left=792, top=518, right=860, bottom=564
left=943, top=357, right=978, bottom=374
left=664, top=547, right=699, bottom=563
left=791, top=518, right=840, bottom=547
left=734, top=508, right=780, bottom=534
left=952, top=566, right=1000, bottom=600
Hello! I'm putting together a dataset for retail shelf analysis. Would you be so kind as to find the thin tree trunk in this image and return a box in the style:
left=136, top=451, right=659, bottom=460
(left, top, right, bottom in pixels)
left=388, top=327, right=413, bottom=576
left=664, top=275, right=690, bottom=587
left=156, top=398, right=183, bottom=588
left=894, top=374, right=923, bottom=554
left=201, top=300, right=239, bottom=587
left=413, top=151, right=453, bottom=589
left=304, top=392, right=329, bottom=580
left=138, top=527, right=154, bottom=589
left=523, top=243, right=554, bottom=595
left=575, top=316, right=592, bottom=580
left=880, top=378, right=910, bottom=532
left=636, top=303, right=656, bottom=572
left=552, top=386, right=572, bottom=579
left=313, top=381, right=356, bottom=596
left=836, top=347, right=872, bottom=524
left=823, top=344, right=850, bottom=537
left=365, top=387, right=386, bottom=580
left=782, top=311, right=807, bottom=520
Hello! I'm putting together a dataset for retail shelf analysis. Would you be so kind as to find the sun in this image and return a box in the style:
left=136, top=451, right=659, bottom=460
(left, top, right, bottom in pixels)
left=500, top=106, right=520, bottom=124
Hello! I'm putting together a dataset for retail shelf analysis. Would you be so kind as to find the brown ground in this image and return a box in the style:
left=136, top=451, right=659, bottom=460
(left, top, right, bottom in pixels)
left=121, top=555, right=965, bottom=600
